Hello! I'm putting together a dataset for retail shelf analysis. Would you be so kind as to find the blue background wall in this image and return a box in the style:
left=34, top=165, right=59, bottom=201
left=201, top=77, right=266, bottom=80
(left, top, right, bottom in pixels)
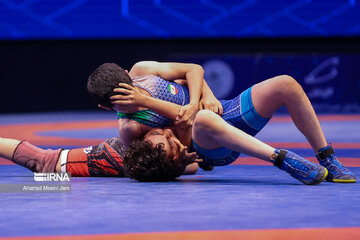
left=1, top=0, right=360, bottom=39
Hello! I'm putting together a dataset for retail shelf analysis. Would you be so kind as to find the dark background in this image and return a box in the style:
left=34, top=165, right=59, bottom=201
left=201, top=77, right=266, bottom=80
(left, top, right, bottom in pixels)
left=1, top=38, right=359, bottom=113
left=1, top=0, right=360, bottom=113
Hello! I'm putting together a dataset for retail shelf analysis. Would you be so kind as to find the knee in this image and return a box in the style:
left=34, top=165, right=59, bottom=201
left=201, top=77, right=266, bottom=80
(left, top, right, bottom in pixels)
left=275, top=75, right=304, bottom=99
left=193, top=110, right=217, bottom=131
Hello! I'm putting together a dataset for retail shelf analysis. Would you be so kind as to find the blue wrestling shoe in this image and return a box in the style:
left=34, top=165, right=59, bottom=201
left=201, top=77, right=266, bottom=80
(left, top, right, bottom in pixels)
left=273, top=149, right=328, bottom=185
left=316, top=146, right=356, bottom=183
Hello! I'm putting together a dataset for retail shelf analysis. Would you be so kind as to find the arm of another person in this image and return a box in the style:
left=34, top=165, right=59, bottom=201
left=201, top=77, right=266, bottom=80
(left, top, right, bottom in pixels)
left=117, top=118, right=152, bottom=147
left=112, top=83, right=192, bottom=145
left=175, top=78, right=223, bottom=115
left=129, top=61, right=203, bottom=106
left=112, top=84, right=200, bottom=174
left=115, top=62, right=199, bottom=148
left=129, top=61, right=204, bottom=126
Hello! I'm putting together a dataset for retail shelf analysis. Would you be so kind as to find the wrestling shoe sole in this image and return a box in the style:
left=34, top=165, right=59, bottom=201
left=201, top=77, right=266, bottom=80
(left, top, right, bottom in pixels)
left=329, top=178, right=356, bottom=183
left=320, top=168, right=328, bottom=184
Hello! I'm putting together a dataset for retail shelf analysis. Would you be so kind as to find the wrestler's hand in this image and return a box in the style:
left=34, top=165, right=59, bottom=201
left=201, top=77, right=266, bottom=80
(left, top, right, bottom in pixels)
left=110, top=83, right=146, bottom=113
left=199, top=93, right=223, bottom=115
left=178, top=146, right=202, bottom=165
left=175, top=103, right=199, bottom=129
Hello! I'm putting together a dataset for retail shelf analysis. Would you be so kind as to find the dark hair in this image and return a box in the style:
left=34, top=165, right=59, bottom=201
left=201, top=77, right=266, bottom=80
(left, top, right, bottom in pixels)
left=123, top=140, right=185, bottom=182
left=87, top=63, right=133, bottom=108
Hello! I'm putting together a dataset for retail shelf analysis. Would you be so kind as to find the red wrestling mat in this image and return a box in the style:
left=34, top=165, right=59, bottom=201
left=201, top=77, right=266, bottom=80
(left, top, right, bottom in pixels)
left=2, top=227, right=360, bottom=240
left=268, top=142, right=360, bottom=149
left=270, top=115, right=360, bottom=122
left=0, top=115, right=359, bottom=167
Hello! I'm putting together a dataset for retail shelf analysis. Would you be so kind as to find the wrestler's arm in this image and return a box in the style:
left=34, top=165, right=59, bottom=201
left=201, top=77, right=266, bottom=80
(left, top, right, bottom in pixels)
left=117, top=118, right=152, bottom=147
left=139, top=96, right=198, bottom=174
left=132, top=61, right=221, bottom=112
left=113, top=84, right=182, bottom=120
left=137, top=96, right=197, bottom=173
left=174, top=77, right=213, bottom=99
left=130, top=61, right=222, bottom=116
left=112, top=84, right=193, bottom=144
left=174, top=79, right=223, bottom=115
left=129, top=61, right=204, bottom=126
left=129, top=61, right=203, bottom=107
left=112, top=85, right=198, bottom=174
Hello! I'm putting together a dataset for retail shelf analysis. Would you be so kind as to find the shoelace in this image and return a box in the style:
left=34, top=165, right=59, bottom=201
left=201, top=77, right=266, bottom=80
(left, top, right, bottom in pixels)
left=325, top=155, right=346, bottom=172
left=285, top=152, right=311, bottom=174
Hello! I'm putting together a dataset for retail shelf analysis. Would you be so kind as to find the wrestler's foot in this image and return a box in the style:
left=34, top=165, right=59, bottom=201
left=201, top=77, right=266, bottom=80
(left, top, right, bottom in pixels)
left=316, top=146, right=356, bottom=183
left=273, top=149, right=328, bottom=185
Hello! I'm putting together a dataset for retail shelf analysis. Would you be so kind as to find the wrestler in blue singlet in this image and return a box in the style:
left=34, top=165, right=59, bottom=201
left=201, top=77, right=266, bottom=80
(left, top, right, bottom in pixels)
left=118, top=75, right=271, bottom=167
left=117, top=75, right=190, bottom=127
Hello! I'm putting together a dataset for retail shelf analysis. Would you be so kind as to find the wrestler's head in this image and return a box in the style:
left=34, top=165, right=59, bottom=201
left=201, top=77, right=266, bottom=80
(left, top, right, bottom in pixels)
left=87, top=63, right=133, bottom=109
left=124, top=128, right=195, bottom=181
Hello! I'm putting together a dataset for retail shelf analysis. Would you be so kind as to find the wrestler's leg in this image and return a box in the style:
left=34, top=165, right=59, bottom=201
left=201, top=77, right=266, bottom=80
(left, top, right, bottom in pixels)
left=0, top=137, right=125, bottom=177
left=0, top=137, right=61, bottom=172
left=251, top=75, right=327, bottom=152
left=193, top=111, right=275, bottom=162
left=55, top=157, right=61, bottom=172
left=0, top=137, right=22, bottom=160
left=192, top=110, right=327, bottom=185
left=251, top=76, right=355, bottom=182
